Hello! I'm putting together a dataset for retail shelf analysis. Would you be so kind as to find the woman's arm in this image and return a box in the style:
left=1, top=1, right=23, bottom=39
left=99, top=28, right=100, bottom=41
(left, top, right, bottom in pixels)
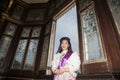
left=67, top=52, right=80, bottom=76
left=52, top=54, right=60, bottom=72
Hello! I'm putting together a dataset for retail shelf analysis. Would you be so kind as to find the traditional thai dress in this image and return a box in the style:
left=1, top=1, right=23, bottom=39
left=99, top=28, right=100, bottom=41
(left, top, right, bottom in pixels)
left=52, top=50, right=80, bottom=80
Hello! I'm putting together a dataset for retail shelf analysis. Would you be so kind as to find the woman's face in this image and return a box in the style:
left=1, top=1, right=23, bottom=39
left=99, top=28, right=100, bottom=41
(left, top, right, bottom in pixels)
left=61, top=40, right=69, bottom=51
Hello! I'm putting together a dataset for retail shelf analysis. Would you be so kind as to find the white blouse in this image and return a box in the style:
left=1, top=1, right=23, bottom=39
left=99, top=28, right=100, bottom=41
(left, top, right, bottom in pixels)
left=52, top=50, right=80, bottom=77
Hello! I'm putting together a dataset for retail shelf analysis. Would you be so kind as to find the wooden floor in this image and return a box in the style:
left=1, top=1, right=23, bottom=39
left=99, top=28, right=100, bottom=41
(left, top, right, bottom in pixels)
left=0, top=73, right=119, bottom=80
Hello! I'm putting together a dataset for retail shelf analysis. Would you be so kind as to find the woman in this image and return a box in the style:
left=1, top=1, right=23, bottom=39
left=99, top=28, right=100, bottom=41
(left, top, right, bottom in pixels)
left=52, top=37, right=80, bottom=80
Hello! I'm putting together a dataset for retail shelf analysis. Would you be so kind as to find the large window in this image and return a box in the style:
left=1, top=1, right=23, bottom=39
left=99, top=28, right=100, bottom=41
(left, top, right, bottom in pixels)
left=80, top=4, right=104, bottom=61
left=0, top=23, right=17, bottom=68
left=54, top=6, right=79, bottom=53
left=11, top=27, right=41, bottom=70
left=46, top=4, right=79, bottom=75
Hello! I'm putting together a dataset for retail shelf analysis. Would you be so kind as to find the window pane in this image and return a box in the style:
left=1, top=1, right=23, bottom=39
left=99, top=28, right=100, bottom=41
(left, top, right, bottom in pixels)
left=11, top=5, right=24, bottom=19
left=0, top=36, right=12, bottom=68
left=11, top=40, right=28, bottom=69
left=26, top=9, right=45, bottom=21
left=48, top=3, right=54, bottom=16
left=39, top=36, right=49, bottom=70
left=31, top=27, right=41, bottom=37
left=107, top=0, right=120, bottom=33
left=45, top=22, right=52, bottom=35
left=54, top=6, right=79, bottom=53
left=21, top=27, right=31, bottom=37
left=4, top=23, right=17, bottom=36
left=81, top=5, right=104, bottom=61
left=24, top=39, right=39, bottom=70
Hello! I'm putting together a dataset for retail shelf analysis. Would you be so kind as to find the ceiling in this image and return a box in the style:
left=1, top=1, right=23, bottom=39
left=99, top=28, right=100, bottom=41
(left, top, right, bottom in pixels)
left=22, top=0, right=50, bottom=3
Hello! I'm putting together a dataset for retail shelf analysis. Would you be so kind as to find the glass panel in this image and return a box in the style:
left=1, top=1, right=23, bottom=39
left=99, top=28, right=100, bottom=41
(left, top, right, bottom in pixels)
left=45, top=23, right=52, bottom=35
left=21, top=27, right=31, bottom=37
left=11, top=40, right=27, bottom=69
left=4, top=23, right=17, bottom=36
left=31, top=27, right=41, bottom=37
left=107, top=0, right=120, bottom=33
left=26, top=9, right=45, bottom=21
left=0, top=36, right=12, bottom=68
left=81, top=5, right=104, bottom=61
left=56, top=0, right=64, bottom=8
left=40, top=36, right=49, bottom=70
left=48, top=3, right=54, bottom=16
left=24, top=39, right=39, bottom=70
left=54, top=6, right=79, bottom=53
left=11, top=5, right=24, bottom=19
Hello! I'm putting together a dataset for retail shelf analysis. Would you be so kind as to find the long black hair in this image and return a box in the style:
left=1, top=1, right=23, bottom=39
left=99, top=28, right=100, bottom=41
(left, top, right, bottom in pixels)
left=56, top=37, right=73, bottom=53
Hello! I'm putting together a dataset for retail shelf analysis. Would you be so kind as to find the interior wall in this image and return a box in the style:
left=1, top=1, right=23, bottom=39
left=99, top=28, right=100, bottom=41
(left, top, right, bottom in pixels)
left=0, top=0, right=120, bottom=79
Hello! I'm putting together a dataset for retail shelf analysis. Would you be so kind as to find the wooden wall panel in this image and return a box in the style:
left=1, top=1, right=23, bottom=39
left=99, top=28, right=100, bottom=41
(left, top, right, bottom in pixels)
left=83, top=62, right=108, bottom=73
left=94, top=0, right=120, bottom=71
left=76, top=0, right=120, bottom=74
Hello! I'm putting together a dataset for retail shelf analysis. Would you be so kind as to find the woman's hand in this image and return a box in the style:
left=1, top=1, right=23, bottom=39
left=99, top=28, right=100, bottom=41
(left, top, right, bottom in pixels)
left=54, top=69, right=60, bottom=74
left=59, top=68, right=70, bottom=74
left=59, top=68, right=65, bottom=74
left=69, top=76, right=76, bottom=80
left=54, top=68, right=69, bottom=74
left=54, top=69, right=64, bottom=74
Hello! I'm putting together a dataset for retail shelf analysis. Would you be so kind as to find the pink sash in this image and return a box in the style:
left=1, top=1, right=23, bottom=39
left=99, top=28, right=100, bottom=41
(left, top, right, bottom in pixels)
left=54, top=51, right=73, bottom=80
